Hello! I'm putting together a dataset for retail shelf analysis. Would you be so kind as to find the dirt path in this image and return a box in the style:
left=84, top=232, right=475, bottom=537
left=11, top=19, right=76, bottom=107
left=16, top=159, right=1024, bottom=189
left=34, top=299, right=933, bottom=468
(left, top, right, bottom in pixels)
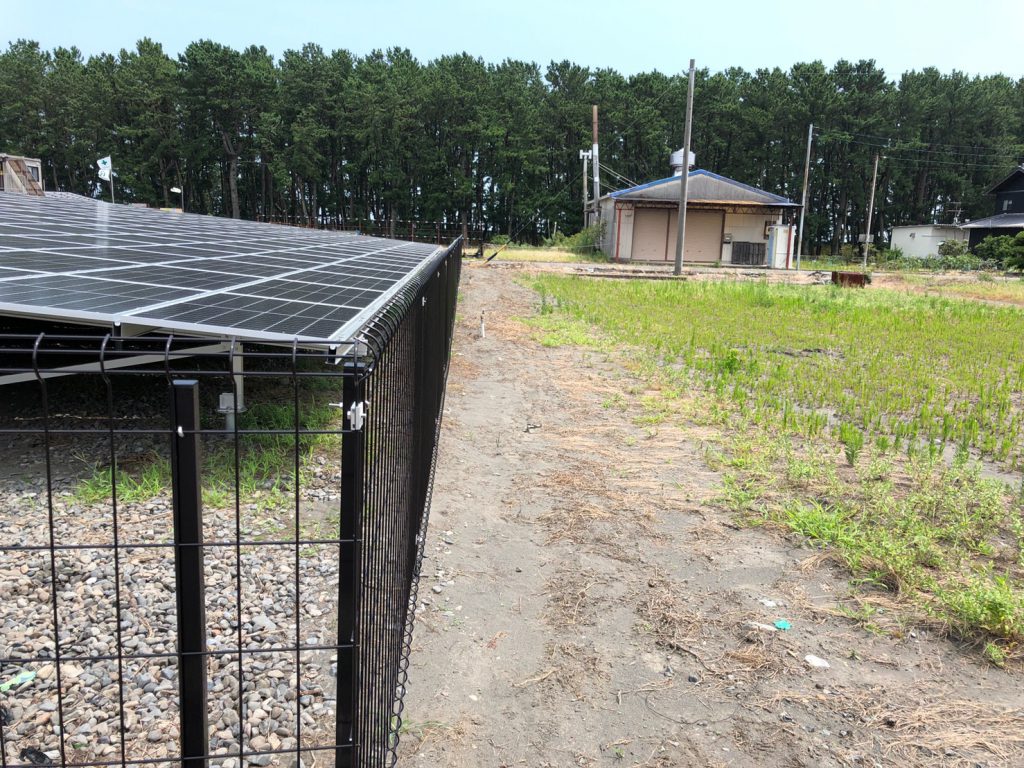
left=396, top=266, right=1023, bottom=768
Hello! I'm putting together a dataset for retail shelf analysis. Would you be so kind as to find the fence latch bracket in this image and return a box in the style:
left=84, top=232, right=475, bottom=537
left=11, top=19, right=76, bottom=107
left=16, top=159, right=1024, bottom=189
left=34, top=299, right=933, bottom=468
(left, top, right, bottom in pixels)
left=345, top=400, right=368, bottom=431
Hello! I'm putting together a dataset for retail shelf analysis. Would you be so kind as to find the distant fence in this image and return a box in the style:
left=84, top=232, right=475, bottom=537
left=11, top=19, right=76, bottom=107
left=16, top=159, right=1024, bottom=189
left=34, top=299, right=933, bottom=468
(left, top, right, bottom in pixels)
left=0, top=241, right=461, bottom=767
left=264, top=219, right=489, bottom=253
left=338, top=221, right=487, bottom=253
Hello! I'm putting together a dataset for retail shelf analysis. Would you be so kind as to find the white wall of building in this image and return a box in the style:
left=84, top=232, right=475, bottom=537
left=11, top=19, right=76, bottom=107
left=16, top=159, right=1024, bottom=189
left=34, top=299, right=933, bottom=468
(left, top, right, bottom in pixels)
left=890, top=226, right=965, bottom=259
left=600, top=201, right=790, bottom=266
left=600, top=200, right=637, bottom=261
left=722, top=212, right=779, bottom=263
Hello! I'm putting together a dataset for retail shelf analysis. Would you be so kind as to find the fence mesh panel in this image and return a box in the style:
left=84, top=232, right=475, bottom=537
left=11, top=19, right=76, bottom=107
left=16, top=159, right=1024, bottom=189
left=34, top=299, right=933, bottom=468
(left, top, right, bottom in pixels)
left=0, top=240, right=461, bottom=768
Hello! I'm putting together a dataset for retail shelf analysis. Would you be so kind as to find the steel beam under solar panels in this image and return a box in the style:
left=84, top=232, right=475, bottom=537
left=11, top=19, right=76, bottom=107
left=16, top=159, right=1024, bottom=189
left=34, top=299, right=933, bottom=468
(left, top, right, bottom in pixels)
left=0, top=193, right=446, bottom=344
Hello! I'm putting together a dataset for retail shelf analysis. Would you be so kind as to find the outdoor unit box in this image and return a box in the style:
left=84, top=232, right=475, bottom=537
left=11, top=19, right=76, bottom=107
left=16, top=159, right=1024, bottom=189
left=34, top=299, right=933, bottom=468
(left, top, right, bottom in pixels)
left=766, top=225, right=795, bottom=269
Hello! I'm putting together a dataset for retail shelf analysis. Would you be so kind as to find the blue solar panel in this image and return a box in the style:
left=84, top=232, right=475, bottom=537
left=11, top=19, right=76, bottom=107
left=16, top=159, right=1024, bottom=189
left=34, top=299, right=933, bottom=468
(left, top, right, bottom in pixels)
left=0, top=193, right=446, bottom=342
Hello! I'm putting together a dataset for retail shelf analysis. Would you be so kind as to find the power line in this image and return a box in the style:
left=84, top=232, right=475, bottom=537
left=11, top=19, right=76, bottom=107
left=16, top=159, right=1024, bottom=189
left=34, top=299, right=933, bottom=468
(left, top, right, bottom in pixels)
left=844, top=130, right=1023, bottom=154
left=829, top=138, right=1021, bottom=162
left=814, top=127, right=1023, bottom=156
left=875, top=155, right=1013, bottom=170
left=815, top=135, right=1020, bottom=170
left=599, top=162, right=638, bottom=189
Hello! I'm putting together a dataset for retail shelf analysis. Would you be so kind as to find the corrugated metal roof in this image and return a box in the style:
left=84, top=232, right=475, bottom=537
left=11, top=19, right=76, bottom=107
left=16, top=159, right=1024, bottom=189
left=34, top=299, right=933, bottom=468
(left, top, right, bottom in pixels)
left=960, top=213, right=1024, bottom=229
left=609, top=169, right=798, bottom=207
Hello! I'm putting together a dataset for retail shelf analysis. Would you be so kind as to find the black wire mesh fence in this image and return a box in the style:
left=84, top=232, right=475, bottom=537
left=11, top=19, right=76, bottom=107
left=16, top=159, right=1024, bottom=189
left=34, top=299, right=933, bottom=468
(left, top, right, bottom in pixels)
left=0, top=241, right=461, bottom=768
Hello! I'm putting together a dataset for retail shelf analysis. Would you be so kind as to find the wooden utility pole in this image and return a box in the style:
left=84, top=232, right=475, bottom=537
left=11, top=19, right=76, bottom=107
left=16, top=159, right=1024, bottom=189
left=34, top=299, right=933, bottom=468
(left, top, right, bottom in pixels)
left=674, top=59, right=696, bottom=276
left=591, top=106, right=601, bottom=216
left=862, top=153, right=880, bottom=270
left=796, top=123, right=813, bottom=270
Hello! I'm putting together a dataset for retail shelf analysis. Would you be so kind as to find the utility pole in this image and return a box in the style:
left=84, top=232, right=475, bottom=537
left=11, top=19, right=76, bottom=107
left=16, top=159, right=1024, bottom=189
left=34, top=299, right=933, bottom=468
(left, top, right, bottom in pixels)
left=591, top=105, right=601, bottom=217
left=862, top=153, right=879, bottom=270
left=674, top=58, right=695, bottom=276
left=796, top=123, right=813, bottom=270
left=949, top=200, right=963, bottom=225
left=579, top=149, right=591, bottom=227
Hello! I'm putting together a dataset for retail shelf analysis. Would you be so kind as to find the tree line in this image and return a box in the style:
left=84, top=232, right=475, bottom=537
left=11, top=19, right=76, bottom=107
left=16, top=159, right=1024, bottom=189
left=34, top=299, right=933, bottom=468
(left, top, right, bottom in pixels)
left=1, top=38, right=1022, bottom=253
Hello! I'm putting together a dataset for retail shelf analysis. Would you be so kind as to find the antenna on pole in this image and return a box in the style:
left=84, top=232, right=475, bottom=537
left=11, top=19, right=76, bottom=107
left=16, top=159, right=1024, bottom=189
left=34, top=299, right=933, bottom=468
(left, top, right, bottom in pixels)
left=673, top=59, right=695, bottom=276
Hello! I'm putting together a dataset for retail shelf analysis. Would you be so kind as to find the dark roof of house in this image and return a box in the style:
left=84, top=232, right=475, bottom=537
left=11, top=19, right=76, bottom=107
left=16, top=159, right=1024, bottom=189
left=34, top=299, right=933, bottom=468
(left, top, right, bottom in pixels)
left=608, top=169, right=799, bottom=207
left=890, top=224, right=962, bottom=231
left=985, top=165, right=1024, bottom=194
left=960, top=212, right=1024, bottom=229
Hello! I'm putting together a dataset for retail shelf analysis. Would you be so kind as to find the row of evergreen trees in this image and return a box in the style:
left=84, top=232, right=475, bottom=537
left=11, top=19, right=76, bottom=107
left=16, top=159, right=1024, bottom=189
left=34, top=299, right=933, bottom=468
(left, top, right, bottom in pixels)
left=2, top=39, right=1022, bottom=252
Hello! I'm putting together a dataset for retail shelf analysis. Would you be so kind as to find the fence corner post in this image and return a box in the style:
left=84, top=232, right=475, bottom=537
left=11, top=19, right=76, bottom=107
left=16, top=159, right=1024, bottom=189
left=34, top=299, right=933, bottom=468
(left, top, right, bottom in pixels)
left=336, top=363, right=367, bottom=768
left=170, top=379, right=209, bottom=768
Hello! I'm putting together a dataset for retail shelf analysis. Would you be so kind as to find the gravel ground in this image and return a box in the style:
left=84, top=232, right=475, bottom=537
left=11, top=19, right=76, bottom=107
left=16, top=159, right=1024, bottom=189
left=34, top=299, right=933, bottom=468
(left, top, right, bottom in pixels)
left=0, top=378, right=346, bottom=768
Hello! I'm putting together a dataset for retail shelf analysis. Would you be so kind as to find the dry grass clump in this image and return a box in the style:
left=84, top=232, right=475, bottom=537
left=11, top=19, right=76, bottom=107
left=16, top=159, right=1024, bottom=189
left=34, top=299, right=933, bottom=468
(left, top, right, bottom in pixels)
left=636, top=576, right=793, bottom=682
left=546, top=641, right=608, bottom=698
left=535, top=503, right=616, bottom=546
left=634, top=576, right=723, bottom=674
left=534, top=465, right=660, bottom=560
left=401, top=716, right=471, bottom=759
left=773, top=687, right=1024, bottom=767
left=722, top=642, right=778, bottom=678
left=515, top=642, right=608, bottom=700
left=542, top=566, right=606, bottom=627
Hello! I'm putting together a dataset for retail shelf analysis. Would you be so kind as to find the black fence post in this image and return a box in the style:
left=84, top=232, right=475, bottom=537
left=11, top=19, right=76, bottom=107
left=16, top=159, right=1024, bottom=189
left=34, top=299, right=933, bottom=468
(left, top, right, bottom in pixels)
left=336, top=366, right=366, bottom=768
left=169, top=379, right=209, bottom=768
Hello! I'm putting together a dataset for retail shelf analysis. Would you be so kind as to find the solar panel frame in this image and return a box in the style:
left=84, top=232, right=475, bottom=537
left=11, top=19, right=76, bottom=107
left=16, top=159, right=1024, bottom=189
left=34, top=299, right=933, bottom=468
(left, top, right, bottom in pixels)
left=0, top=192, right=448, bottom=345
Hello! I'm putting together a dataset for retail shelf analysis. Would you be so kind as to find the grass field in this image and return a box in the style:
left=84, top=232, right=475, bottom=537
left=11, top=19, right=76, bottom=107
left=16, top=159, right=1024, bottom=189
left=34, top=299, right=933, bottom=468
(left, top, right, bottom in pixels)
left=529, top=276, right=1024, bottom=661
left=884, top=272, right=1024, bottom=306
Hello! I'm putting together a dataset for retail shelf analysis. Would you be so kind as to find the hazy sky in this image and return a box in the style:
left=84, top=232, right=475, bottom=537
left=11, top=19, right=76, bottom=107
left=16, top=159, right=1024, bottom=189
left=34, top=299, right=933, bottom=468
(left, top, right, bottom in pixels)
left=7, top=0, right=1023, bottom=79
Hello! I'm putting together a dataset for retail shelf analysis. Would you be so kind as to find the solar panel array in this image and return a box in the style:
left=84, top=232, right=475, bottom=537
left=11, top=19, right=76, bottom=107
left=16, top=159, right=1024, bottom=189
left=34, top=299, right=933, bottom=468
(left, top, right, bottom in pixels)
left=0, top=193, right=445, bottom=342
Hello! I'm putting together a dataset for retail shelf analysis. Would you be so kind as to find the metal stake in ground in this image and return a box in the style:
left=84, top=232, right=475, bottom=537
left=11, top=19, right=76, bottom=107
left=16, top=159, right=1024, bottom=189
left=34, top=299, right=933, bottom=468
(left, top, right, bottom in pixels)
left=169, top=379, right=209, bottom=768
left=674, top=59, right=696, bottom=276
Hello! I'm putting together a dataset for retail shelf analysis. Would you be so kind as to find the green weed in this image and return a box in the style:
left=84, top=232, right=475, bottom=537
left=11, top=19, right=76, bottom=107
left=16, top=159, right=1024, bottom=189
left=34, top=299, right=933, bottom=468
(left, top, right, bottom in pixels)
left=838, top=423, right=864, bottom=466
left=530, top=275, right=1024, bottom=652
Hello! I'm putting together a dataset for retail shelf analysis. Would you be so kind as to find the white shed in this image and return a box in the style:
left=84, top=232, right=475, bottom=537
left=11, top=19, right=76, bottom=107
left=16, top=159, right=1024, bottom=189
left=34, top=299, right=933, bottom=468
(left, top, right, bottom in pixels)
left=889, top=225, right=965, bottom=259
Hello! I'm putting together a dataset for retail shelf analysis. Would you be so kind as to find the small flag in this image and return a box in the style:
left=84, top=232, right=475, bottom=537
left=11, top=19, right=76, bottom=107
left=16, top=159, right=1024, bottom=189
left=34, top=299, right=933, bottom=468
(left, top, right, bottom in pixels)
left=97, top=156, right=112, bottom=181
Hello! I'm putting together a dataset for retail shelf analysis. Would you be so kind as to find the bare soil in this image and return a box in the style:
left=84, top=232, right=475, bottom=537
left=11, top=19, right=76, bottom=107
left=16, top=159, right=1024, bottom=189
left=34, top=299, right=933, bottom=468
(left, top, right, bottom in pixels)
left=396, top=265, right=1024, bottom=768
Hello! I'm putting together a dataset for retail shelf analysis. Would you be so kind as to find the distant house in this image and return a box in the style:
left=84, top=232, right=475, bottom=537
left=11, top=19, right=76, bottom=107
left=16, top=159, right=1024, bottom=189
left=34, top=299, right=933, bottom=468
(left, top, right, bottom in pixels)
left=597, top=160, right=800, bottom=267
left=0, top=154, right=44, bottom=196
left=890, top=224, right=966, bottom=259
left=961, top=165, right=1024, bottom=249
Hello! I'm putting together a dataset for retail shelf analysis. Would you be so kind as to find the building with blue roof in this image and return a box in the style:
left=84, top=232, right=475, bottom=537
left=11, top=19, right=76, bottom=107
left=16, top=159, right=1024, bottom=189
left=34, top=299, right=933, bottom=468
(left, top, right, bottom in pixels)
left=597, top=164, right=801, bottom=267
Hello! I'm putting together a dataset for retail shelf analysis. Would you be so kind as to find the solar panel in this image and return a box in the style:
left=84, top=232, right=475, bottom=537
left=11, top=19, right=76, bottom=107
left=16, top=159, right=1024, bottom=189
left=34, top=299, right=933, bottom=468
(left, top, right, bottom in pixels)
left=0, top=193, right=446, bottom=343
